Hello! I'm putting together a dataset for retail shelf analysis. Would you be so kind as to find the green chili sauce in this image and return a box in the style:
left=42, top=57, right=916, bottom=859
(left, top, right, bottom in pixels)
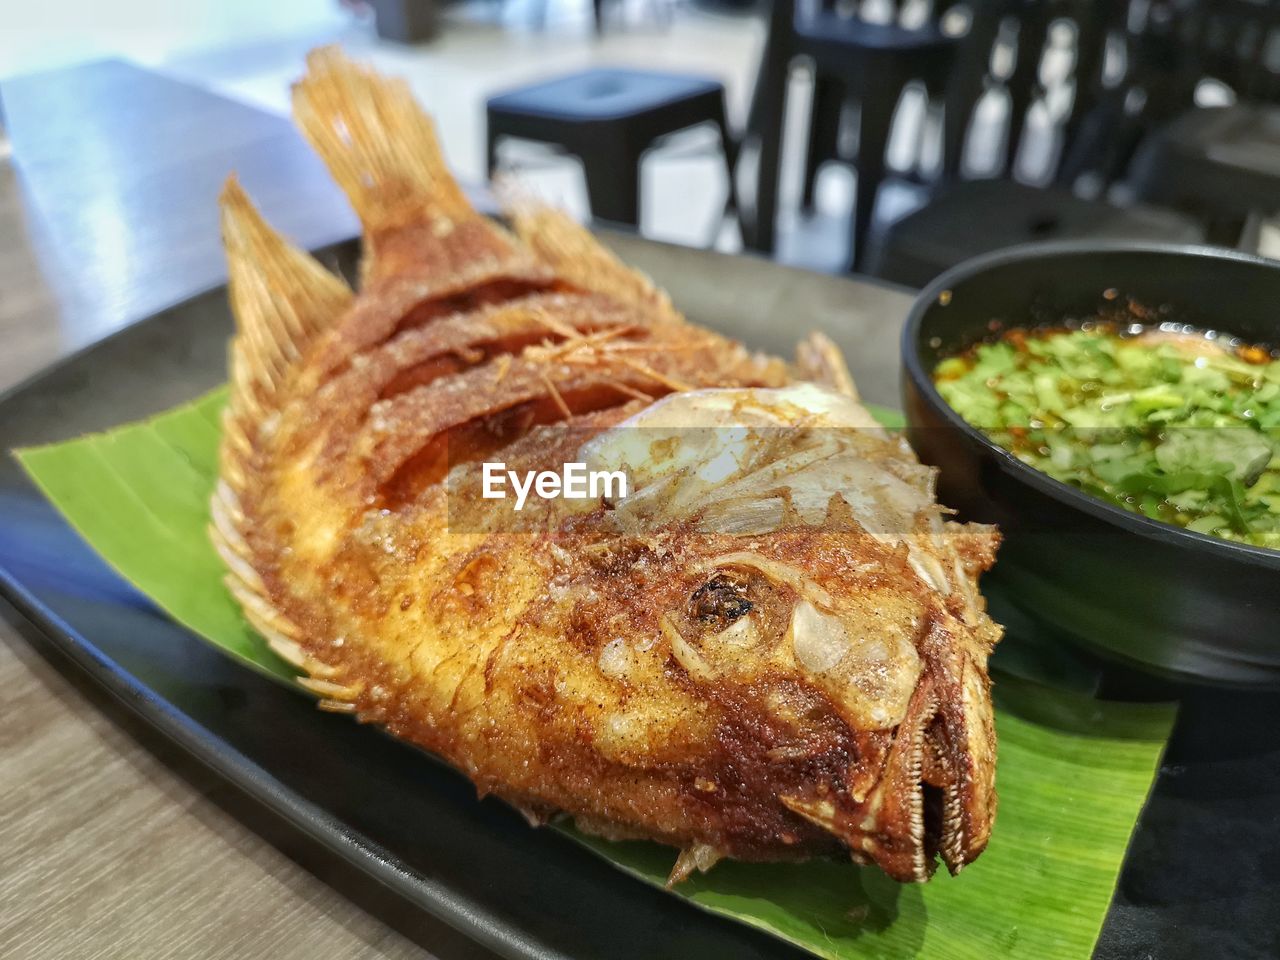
left=933, top=323, right=1280, bottom=549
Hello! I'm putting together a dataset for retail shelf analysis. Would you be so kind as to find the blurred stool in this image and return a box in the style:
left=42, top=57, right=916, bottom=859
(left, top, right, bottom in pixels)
left=867, top=181, right=1204, bottom=289
left=486, top=68, right=736, bottom=229
left=798, top=16, right=959, bottom=270
left=1130, top=104, right=1280, bottom=247
left=744, top=0, right=962, bottom=266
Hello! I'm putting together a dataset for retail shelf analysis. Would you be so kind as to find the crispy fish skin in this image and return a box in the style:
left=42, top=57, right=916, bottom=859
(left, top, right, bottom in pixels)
left=212, top=47, right=1002, bottom=884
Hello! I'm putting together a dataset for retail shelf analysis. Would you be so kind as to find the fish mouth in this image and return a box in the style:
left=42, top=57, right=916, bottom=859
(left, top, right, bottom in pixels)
left=780, top=704, right=943, bottom=881
left=920, top=780, right=947, bottom=871
left=780, top=644, right=996, bottom=883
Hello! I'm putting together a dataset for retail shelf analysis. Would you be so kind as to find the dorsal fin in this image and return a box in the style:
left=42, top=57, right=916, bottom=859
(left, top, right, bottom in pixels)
left=504, top=199, right=681, bottom=323
left=219, top=175, right=354, bottom=419
left=795, top=331, right=858, bottom=400
left=214, top=177, right=355, bottom=680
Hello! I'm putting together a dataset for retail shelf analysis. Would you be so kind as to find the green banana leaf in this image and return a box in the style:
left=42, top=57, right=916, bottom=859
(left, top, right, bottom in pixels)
left=15, top=389, right=1174, bottom=960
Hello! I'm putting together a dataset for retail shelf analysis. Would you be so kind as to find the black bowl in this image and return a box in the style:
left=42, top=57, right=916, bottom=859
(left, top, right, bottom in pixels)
left=901, top=242, right=1280, bottom=688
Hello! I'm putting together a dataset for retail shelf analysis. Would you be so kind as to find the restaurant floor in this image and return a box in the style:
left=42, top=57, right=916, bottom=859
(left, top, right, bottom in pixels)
left=5, top=0, right=1278, bottom=267
left=4, top=0, right=968, bottom=272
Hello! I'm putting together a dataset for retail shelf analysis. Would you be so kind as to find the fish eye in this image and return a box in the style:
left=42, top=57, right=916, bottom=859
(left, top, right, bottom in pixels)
left=689, top=575, right=752, bottom=630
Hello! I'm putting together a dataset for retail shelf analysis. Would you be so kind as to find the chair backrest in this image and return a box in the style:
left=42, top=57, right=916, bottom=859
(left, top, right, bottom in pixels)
left=1134, top=0, right=1280, bottom=106
left=806, top=0, right=949, bottom=26
left=940, top=0, right=1124, bottom=186
left=1064, top=0, right=1280, bottom=188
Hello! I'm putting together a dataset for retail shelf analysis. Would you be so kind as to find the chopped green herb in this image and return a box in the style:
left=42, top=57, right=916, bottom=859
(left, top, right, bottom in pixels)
left=935, top=328, right=1280, bottom=549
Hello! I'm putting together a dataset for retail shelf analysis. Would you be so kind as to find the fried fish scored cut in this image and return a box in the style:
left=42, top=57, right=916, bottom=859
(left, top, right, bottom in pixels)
left=212, top=46, right=1002, bottom=884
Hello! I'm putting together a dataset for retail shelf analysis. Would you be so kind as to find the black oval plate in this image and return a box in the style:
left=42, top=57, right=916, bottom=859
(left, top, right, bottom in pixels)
left=1, top=236, right=1276, bottom=960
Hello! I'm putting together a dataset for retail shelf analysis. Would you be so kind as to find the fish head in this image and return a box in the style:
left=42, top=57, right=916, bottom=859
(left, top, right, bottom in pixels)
left=577, top=385, right=1000, bottom=881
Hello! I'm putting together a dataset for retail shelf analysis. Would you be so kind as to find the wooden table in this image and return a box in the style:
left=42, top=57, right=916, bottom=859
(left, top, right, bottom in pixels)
left=0, top=59, right=455, bottom=960
left=0, top=60, right=913, bottom=960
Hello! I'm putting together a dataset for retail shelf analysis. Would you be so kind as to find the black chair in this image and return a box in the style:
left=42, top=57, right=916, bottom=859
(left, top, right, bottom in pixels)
left=798, top=1, right=968, bottom=214
left=528, top=0, right=660, bottom=36
left=741, top=0, right=964, bottom=266
left=866, top=0, right=1204, bottom=288
left=1128, top=0, right=1280, bottom=246
left=486, top=68, right=736, bottom=229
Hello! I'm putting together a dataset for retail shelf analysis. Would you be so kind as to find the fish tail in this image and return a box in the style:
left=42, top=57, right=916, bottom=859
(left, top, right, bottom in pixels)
left=291, top=46, right=474, bottom=244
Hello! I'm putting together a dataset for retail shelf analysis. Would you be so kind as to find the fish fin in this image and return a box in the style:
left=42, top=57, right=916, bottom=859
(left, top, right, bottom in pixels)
left=666, top=843, right=724, bottom=886
left=511, top=802, right=555, bottom=828
left=219, top=175, right=354, bottom=417
left=504, top=196, right=680, bottom=322
left=291, top=46, right=474, bottom=247
left=215, top=176, right=352, bottom=686
left=796, top=331, right=859, bottom=399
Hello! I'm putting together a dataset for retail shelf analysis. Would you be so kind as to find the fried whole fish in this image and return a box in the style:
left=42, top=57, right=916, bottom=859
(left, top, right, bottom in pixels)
left=212, top=47, right=1002, bottom=884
